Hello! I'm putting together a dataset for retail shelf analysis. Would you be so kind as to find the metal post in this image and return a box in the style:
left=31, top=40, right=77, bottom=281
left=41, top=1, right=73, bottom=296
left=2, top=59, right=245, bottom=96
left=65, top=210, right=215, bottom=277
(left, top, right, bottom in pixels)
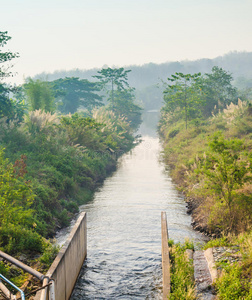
left=40, top=277, right=49, bottom=300
left=49, top=280, right=55, bottom=300
left=0, top=274, right=25, bottom=300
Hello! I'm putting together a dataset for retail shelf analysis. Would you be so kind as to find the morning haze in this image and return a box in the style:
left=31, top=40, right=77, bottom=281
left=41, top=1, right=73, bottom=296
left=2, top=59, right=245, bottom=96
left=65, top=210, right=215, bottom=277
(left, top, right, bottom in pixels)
left=1, top=0, right=252, bottom=84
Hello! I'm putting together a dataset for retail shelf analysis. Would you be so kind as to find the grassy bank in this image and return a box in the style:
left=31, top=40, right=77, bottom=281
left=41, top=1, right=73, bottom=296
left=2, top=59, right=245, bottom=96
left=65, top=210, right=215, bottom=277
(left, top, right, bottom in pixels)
left=0, top=108, right=137, bottom=288
left=203, top=232, right=252, bottom=299
left=159, top=100, right=252, bottom=235
left=159, top=68, right=252, bottom=298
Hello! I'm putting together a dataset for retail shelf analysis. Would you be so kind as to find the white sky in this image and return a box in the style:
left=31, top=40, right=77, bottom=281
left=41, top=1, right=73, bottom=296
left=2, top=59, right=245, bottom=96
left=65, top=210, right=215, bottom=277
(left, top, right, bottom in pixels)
left=1, top=0, right=252, bottom=84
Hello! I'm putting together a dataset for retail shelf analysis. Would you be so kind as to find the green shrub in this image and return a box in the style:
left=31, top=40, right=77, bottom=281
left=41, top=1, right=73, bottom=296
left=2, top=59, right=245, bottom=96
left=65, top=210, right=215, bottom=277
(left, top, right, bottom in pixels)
left=40, top=240, right=60, bottom=269
left=0, top=101, right=136, bottom=257
left=203, top=236, right=231, bottom=250
left=65, top=201, right=79, bottom=214
left=0, top=225, right=43, bottom=254
left=57, top=209, right=70, bottom=227
left=169, top=240, right=196, bottom=300
left=169, top=129, right=180, bottom=138
left=60, top=199, right=79, bottom=214
left=62, top=176, right=76, bottom=196
left=214, top=264, right=252, bottom=299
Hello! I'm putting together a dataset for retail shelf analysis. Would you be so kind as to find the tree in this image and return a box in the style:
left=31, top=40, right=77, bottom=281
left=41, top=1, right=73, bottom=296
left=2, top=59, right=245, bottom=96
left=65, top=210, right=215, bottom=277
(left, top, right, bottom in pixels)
left=109, top=88, right=142, bottom=130
left=94, top=67, right=142, bottom=130
left=163, top=72, right=203, bottom=129
left=0, top=84, right=26, bottom=121
left=0, top=83, right=12, bottom=117
left=93, top=67, right=131, bottom=102
left=201, top=66, right=237, bottom=116
left=24, top=78, right=55, bottom=112
left=0, top=31, right=24, bottom=121
left=0, top=31, right=19, bottom=79
left=52, top=77, right=103, bottom=114
left=199, top=133, right=252, bottom=232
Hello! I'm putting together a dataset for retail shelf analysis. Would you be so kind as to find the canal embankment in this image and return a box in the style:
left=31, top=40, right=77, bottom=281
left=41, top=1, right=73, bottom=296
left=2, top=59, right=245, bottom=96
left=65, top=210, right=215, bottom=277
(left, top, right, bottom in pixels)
left=34, top=212, right=87, bottom=300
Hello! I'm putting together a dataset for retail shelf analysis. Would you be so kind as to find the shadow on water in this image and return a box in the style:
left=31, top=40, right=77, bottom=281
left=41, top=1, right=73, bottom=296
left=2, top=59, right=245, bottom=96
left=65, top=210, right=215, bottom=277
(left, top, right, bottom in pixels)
left=57, top=110, right=206, bottom=299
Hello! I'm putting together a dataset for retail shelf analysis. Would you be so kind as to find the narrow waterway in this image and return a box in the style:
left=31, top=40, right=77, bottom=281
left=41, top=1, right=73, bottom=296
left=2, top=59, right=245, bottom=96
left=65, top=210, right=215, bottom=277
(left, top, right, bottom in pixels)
left=57, top=113, right=205, bottom=299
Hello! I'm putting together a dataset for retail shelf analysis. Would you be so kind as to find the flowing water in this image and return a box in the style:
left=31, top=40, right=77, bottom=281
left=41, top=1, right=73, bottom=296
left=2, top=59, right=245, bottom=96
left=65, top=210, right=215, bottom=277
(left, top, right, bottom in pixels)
left=56, top=112, right=205, bottom=299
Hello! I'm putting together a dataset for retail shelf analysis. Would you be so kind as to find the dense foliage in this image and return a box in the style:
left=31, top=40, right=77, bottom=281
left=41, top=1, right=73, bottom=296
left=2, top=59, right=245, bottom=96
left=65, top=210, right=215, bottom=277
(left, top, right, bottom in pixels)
left=24, top=78, right=55, bottom=112
left=51, top=77, right=103, bottom=113
left=34, top=51, right=252, bottom=112
left=0, top=108, right=136, bottom=241
left=0, top=34, right=139, bottom=262
left=0, top=151, right=44, bottom=254
left=159, top=69, right=252, bottom=234
left=0, top=31, right=19, bottom=79
left=160, top=67, right=252, bottom=299
left=94, top=67, right=142, bottom=130
left=161, top=67, right=238, bottom=130
left=0, top=31, right=24, bottom=122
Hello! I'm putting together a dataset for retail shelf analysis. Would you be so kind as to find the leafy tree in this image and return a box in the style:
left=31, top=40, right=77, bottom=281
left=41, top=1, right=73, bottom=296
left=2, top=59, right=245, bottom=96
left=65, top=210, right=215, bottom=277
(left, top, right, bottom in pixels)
left=0, top=32, right=24, bottom=121
left=199, top=133, right=252, bottom=232
left=94, top=68, right=142, bottom=130
left=201, top=66, right=237, bottom=116
left=163, top=72, right=203, bottom=129
left=0, top=83, right=12, bottom=118
left=93, top=67, right=131, bottom=102
left=52, top=77, right=103, bottom=114
left=24, top=78, right=55, bottom=112
left=109, top=88, right=142, bottom=130
left=0, top=31, right=19, bottom=79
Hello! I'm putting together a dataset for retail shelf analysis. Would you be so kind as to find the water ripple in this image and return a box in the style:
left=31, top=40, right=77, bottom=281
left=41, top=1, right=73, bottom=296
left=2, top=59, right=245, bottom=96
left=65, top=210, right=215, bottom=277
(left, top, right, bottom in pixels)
left=57, top=136, right=205, bottom=299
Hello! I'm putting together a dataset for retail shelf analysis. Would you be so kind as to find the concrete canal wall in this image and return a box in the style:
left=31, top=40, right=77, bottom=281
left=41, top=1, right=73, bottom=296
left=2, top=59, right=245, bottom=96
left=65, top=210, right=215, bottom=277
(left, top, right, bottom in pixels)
left=35, top=212, right=87, bottom=300
left=161, top=211, right=170, bottom=299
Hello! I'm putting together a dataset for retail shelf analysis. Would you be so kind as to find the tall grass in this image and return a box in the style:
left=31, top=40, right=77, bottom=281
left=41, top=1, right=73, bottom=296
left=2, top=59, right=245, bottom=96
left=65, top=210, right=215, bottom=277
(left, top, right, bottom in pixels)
left=169, top=240, right=196, bottom=300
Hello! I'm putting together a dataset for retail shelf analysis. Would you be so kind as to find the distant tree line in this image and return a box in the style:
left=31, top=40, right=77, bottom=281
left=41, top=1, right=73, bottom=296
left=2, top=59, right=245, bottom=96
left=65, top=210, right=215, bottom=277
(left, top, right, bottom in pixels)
left=17, top=68, right=142, bottom=131
left=34, top=51, right=252, bottom=111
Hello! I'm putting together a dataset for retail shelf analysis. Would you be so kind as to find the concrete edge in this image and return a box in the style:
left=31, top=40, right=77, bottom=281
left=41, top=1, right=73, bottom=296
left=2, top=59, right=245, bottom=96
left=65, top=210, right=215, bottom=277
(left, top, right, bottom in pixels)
left=204, top=248, right=218, bottom=284
left=34, top=211, right=87, bottom=300
left=46, top=212, right=86, bottom=278
left=161, top=212, right=170, bottom=300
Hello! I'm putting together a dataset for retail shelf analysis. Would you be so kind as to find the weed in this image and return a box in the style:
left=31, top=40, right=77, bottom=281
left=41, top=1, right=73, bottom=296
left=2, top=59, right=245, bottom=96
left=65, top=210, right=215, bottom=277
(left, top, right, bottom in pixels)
left=169, top=241, right=196, bottom=300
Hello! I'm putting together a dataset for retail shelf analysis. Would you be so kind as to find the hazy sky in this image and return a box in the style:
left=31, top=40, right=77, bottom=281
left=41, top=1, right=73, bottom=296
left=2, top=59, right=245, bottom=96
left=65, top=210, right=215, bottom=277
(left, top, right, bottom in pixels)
left=1, top=0, right=252, bottom=84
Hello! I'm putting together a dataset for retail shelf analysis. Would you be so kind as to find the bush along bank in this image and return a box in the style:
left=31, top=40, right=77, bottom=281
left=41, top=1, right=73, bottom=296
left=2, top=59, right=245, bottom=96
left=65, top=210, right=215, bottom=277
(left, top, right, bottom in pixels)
left=169, top=240, right=196, bottom=300
left=159, top=67, right=252, bottom=299
left=0, top=108, right=138, bottom=284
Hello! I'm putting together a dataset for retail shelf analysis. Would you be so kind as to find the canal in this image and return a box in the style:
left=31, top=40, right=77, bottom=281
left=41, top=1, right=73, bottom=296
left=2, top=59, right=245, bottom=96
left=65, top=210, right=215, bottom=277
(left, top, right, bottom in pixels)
left=56, top=112, right=204, bottom=299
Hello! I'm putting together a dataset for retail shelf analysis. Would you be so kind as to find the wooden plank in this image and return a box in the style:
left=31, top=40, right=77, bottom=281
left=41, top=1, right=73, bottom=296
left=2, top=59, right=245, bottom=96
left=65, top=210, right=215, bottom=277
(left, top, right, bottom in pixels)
left=161, top=211, right=170, bottom=299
